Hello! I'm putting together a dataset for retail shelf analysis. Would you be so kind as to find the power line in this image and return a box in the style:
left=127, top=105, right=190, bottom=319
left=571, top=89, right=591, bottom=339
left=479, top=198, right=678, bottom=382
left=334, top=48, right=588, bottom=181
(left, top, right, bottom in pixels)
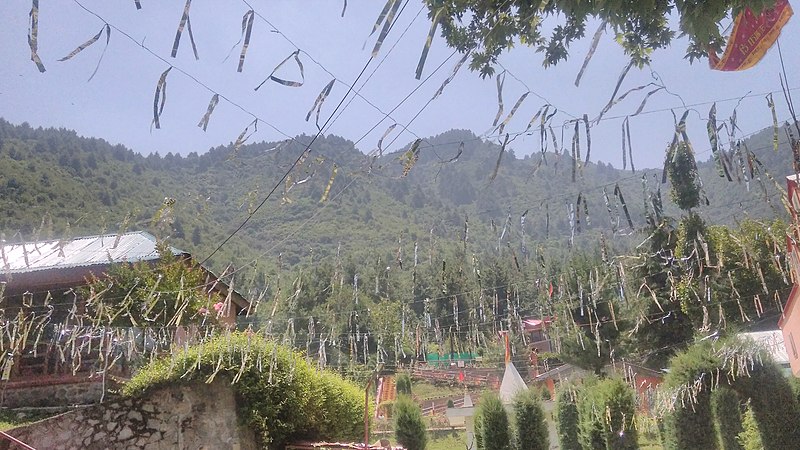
left=65, top=0, right=381, bottom=279
left=72, top=0, right=292, bottom=142
left=53, top=1, right=800, bottom=289
left=199, top=58, right=376, bottom=265
left=201, top=3, right=420, bottom=264
left=242, top=0, right=428, bottom=144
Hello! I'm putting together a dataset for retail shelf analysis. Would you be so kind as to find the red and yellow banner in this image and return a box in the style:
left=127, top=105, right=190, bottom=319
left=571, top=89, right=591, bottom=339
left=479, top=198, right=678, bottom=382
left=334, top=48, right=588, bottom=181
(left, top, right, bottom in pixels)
left=709, top=0, right=793, bottom=71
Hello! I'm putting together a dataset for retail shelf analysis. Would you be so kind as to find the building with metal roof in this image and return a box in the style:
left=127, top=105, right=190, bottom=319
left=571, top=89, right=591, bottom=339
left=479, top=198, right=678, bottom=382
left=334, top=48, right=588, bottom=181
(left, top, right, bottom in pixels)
left=0, top=231, right=180, bottom=275
left=0, top=231, right=252, bottom=408
left=0, top=231, right=249, bottom=315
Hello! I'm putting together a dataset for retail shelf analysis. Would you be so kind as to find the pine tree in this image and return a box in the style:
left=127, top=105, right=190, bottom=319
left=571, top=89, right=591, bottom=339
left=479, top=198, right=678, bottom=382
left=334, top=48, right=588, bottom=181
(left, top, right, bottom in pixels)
left=479, top=393, right=512, bottom=450
left=555, top=386, right=581, bottom=450
left=396, top=373, right=412, bottom=396
left=736, top=403, right=763, bottom=450
left=394, top=395, right=427, bottom=450
left=513, top=389, right=549, bottom=450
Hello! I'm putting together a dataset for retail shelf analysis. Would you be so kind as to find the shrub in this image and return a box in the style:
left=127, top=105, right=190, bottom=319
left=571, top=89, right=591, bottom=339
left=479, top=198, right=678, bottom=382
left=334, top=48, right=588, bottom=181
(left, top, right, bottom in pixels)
left=662, top=339, right=800, bottom=450
left=513, top=389, right=548, bottom=450
left=737, top=402, right=763, bottom=450
left=578, top=377, right=638, bottom=450
left=661, top=341, right=720, bottom=450
left=474, top=408, right=484, bottom=450
left=394, top=394, right=428, bottom=450
left=396, top=372, right=412, bottom=395
left=711, top=386, right=743, bottom=450
left=733, top=359, right=800, bottom=450
left=478, top=392, right=512, bottom=450
left=123, top=332, right=364, bottom=449
left=539, top=386, right=552, bottom=401
left=82, top=243, right=209, bottom=327
left=555, top=385, right=581, bottom=450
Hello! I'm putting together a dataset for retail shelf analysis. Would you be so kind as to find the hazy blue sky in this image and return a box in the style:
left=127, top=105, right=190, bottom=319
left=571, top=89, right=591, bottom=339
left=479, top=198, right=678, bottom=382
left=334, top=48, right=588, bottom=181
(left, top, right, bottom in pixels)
left=0, top=1, right=797, bottom=169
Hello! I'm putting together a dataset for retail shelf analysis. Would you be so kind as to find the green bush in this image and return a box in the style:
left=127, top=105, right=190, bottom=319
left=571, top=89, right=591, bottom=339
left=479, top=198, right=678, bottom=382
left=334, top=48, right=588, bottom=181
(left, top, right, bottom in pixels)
left=711, top=386, right=743, bottom=450
left=578, top=377, right=638, bottom=450
left=662, top=339, right=800, bottom=450
left=82, top=243, right=209, bottom=327
left=555, top=385, right=581, bottom=450
left=478, top=392, right=512, bottom=450
left=733, top=359, right=800, bottom=450
left=789, top=376, right=800, bottom=405
left=661, top=341, right=720, bottom=450
left=475, top=408, right=484, bottom=450
left=737, top=402, right=763, bottom=450
left=394, top=394, right=428, bottom=450
left=513, top=389, right=549, bottom=450
left=396, top=372, right=412, bottom=396
left=379, top=400, right=395, bottom=418
left=123, top=332, right=364, bottom=449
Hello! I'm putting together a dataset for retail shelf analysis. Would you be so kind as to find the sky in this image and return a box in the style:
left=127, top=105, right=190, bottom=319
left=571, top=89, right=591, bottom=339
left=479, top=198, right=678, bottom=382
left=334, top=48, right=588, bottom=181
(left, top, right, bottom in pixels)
left=0, top=0, right=798, bottom=169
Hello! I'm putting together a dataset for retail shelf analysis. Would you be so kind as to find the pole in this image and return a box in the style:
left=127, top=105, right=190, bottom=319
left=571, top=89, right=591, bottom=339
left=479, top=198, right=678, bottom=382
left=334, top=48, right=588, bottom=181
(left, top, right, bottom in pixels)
left=364, top=377, right=372, bottom=447
left=363, top=363, right=383, bottom=447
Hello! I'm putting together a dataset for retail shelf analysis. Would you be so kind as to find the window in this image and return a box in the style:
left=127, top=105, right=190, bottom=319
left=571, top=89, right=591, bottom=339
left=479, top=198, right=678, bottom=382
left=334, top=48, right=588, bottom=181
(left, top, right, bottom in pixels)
left=791, top=333, right=798, bottom=359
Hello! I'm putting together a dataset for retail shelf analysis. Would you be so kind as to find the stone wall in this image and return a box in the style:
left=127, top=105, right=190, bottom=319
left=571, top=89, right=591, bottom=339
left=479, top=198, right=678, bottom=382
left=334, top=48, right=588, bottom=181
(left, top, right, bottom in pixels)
left=1, top=380, right=257, bottom=450
left=1, top=379, right=104, bottom=408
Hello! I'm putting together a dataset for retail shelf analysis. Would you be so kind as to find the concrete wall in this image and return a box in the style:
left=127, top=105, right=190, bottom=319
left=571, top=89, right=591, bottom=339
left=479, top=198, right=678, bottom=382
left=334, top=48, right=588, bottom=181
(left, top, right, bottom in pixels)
left=2, top=380, right=257, bottom=450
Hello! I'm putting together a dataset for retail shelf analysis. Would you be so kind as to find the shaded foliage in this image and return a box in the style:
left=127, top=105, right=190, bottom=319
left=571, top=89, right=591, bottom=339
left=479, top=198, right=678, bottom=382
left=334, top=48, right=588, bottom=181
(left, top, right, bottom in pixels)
left=394, top=394, right=428, bottom=450
left=478, top=392, right=512, bottom=450
left=427, top=0, right=776, bottom=76
left=123, top=332, right=363, bottom=449
left=513, top=389, right=548, bottom=450
left=662, top=339, right=800, bottom=450
left=578, top=377, right=638, bottom=450
left=555, top=385, right=581, bottom=450
left=712, top=386, right=744, bottom=450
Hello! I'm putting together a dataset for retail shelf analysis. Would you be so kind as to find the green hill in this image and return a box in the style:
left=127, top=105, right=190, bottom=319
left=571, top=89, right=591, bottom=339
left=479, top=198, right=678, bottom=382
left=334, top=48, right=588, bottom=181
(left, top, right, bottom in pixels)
left=0, top=118, right=794, bottom=295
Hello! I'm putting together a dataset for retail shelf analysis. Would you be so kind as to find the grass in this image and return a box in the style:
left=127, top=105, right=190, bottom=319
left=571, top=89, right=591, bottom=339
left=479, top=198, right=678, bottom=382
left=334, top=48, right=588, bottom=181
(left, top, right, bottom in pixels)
left=0, top=420, right=30, bottom=431
left=427, top=431, right=468, bottom=450
left=0, top=409, right=56, bottom=431
left=411, top=380, right=469, bottom=401
left=423, top=428, right=662, bottom=450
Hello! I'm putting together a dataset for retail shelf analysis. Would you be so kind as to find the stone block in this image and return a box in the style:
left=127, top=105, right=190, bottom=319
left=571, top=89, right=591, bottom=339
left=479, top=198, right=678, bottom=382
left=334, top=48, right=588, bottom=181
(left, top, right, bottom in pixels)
left=118, top=426, right=133, bottom=441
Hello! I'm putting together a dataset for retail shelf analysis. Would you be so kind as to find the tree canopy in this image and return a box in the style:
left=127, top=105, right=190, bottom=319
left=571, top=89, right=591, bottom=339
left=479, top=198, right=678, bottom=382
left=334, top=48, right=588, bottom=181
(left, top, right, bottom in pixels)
left=426, top=0, right=776, bottom=76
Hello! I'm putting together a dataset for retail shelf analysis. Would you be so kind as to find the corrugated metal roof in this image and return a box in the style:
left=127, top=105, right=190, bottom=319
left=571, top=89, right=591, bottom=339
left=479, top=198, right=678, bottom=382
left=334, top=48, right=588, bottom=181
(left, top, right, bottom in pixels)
left=0, top=231, right=183, bottom=274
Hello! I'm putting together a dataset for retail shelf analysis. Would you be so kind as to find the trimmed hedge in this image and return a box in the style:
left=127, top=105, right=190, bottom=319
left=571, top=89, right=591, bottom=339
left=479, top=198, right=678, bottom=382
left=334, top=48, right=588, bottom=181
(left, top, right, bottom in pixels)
left=513, top=389, right=549, bottom=450
left=661, top=340, right=722, bottom=450
left=662, top=339, right=800, bottom=450
left=475, top=407, right=484, bottom=450
left=396, top=372, right=412, bottom=395
left=555, top=385, right=581, bottom=450
left=732, top=359, right=800, bottom=449
left=394, top=394, right=427, bottom=450
left=711, top=386, right=743, bottom=450
left=578, top=377, right=638, bottom=450
left=123, top=332, right=364, bottom=449
left=478, top=392, right=512, bottom=450
left=737, top=403, right=763, bottom=450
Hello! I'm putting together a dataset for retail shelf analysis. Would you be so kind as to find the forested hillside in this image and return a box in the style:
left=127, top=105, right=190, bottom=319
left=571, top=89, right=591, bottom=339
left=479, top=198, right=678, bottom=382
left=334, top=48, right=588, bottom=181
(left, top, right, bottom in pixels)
left=0, top=118, right=793, bottom=293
